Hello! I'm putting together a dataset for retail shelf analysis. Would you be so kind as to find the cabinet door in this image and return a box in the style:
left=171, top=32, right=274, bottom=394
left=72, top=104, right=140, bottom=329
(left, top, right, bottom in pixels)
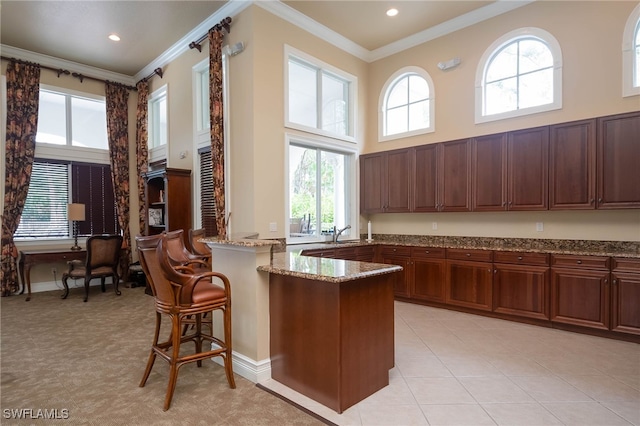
left=507, top=126, right=549, bottom=211
left=412, top=258, right=446, bottom=302
left=611, top=272, right=640, bottom=335
left=386, top=149, right=412, bottom=213
left=380, top=246, right=411, bottom=298
left=549, top=119, right=596, bottom=210
left=360, top=153, right=385, bottom=213
left=445, top=260, right=493, bottom=311
left=440, top=139, right=471, bottom=212
left=472, top=133, right=508, bottom=211
left=597, top=112, right=640, bottom=209
left=413, top=144, right=438, bottom=212
left=493, top=263, right=549, bottom=320
left=550, top=268, right=610, bottom=330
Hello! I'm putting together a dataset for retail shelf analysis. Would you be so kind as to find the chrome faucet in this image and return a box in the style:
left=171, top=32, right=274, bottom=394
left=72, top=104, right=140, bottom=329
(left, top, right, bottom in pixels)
left=332, top=225, right=351, bottom=243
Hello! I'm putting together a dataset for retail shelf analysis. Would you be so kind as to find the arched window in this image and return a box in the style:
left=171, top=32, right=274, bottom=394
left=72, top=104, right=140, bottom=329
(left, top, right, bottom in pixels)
left=475, top=28, right=562, bottom=123
left=379, top=67, right=434, bottom=141
left=622, top=3, right=640, bottom=97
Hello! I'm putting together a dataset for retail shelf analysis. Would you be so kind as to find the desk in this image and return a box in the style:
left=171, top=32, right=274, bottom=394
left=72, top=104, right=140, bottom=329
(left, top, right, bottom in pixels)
left=18, top=249, right=86, bottom=301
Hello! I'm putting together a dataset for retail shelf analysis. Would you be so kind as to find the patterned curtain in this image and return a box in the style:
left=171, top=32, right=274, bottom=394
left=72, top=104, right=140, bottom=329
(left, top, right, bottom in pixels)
left=135, top=80, right=149, bottom=235
left=105, top=82, right=131, bottom=277
left=1, top=61, right=40, bottom=296
left=209, top=28, right=226, bottom=239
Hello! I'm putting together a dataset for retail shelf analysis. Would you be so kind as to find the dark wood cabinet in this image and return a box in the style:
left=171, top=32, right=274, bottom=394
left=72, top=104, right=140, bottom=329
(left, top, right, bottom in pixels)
left=445, top=248, right=493, bottom=311
left=379, top=246, right=412, bottom=298
left=144, top=168, right=192, bottom=243
left=507, top=126, right=549, bottom=211
left=550, top=254, right=610, bottom=331
left=412, top=144, right=438, bottom=212
left=611, top=258, right=640, bottom=335
left=413, top=140, right=471, bottom=212
left=472, top=133, right=508, bottom=211
left=411, top=247, right=446, bottom=303
left=597, top=111, right=640, bottom=209
left=360, top=149, right=411, bottom=214
left=549, top=119, right=596, bottom=210
left=492, top=251, right=550, bottom=320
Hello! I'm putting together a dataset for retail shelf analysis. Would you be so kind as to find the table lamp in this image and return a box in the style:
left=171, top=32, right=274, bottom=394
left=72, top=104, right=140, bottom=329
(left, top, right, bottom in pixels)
left=67, top=203, right=85, bottom=251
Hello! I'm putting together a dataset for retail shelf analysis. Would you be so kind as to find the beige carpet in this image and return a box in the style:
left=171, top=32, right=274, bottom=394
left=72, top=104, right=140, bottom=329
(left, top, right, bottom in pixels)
left=1, top=283, right=325, bottom=425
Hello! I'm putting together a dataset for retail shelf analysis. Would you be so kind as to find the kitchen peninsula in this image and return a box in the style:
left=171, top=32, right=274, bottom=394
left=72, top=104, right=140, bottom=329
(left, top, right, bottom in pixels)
left=204, top=237, right=401, bottom=413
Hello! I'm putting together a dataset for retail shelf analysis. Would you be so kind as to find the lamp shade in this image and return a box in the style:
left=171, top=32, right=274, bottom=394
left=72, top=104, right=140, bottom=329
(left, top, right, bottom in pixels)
left=67, top=203, right=86, bottom=221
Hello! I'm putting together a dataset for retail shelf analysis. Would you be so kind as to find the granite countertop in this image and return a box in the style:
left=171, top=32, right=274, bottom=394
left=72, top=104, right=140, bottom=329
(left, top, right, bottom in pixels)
left=275, top=235, right=640, bottom=258
left=257, top=251, right=402, bottom=283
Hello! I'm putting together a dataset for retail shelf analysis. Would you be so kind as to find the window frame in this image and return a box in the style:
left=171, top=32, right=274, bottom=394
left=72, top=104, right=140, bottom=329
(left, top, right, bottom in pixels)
left=622, top=3, right=640, bottom=97
left=378, top=66, right=435, bottom=142
left=284, top=132, right=358, bottom=245
left=475, top=27, right=563, bottom=124
left=148, top=84, right=168, bottom=163
left=284, top=45, right=357, bottom=143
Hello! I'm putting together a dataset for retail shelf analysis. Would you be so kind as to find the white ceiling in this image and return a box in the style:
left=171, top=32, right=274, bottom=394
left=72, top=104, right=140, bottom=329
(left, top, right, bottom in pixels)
left=0, top=0, right=528, bottom=78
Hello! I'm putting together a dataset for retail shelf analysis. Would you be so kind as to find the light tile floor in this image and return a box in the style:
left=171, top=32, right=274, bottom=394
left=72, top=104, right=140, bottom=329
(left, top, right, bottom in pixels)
left=261, top=301, right=640, bottom=425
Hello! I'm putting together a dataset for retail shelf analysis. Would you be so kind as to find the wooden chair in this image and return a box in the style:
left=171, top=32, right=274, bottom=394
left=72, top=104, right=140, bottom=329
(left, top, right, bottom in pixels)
left=62, top=234, right=123, bottom=302
left=188, top=228, right=212, bottom=267
left=135, top=233, right=235, bottom=411
left=164, top=229, right=210, bottom=272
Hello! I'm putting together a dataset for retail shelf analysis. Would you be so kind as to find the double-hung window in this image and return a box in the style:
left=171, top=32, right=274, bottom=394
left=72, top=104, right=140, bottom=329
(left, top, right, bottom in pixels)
left=285, top=45, right=356, bottom=142
left=148, top=85, right=168, bottom=163
left=623, top=4, right=640, bottom=97
left=14, top=86, right=118, bottom=240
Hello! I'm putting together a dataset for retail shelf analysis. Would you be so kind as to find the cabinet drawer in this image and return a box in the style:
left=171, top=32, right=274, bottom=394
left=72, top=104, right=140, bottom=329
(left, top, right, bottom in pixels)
left=493, top=251, right=550, bottom=266
left=551, top=254, right=609, bottom=270
left=411, top=247, right=446, bottom=259
left=612, top=257, right=640, bottom=272
left=446, top=248, right=493, bottom=262
left=379, top=245, right=411, bottom=257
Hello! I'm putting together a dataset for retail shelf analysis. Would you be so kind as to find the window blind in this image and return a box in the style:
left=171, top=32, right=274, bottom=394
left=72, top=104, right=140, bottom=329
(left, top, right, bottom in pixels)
left=199, top=147, right=218, bottom=236
left=72, top=163, right=119, bottom=235
left=14, top=162, right=69, bottom=238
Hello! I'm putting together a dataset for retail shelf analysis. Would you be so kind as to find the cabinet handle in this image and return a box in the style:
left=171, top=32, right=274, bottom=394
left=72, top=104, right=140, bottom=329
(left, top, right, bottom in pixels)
left=517, top=256, right=523, bottom=261
left=590, top=198, right=595, bottom=204
left=466, top=253, right=471, bottom=257
left=598, top=198, right=603, bottom=203
left=494, top=269, right=497, bottom=274
left=576, top=260, right=582, bottom=264
left=613, top=279, right=618, bottom=285
left=502, top=202, right=506, bottom=207
left=425, top=250, right=430, bottom=254
left=488, top=269, right=492, bottom=272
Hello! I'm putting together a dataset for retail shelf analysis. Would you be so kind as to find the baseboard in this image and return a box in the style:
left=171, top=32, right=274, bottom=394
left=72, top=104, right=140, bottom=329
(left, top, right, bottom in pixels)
left=26, top=278, right=115, bottom=294
left=211, top=349, right=272, bottom=384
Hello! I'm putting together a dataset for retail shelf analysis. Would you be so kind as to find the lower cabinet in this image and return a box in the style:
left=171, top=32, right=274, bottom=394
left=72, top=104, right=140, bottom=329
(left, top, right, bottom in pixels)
left=411, top=247, right=446, bottom=303
left=379, top=246, right=412, bottom=298
left=445, top=249, right=494, bottom=311
left=493, top=251, right=550, bottom=320
left=550, top=255, right=611, bottom=331
left=611, top=258, right=640, bottom=335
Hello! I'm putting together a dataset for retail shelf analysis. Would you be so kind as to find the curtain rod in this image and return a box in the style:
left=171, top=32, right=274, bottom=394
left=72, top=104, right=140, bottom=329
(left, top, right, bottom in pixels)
left=189, top=17, right=232, bottom=52
left=1, top=56, right=163, bottom=91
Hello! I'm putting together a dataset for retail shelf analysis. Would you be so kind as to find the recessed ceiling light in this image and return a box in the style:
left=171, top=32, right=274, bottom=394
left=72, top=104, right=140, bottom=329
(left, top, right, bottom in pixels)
left=386, top=8, right=398, bottom=17
left=108, top=34, right=121, bottom=42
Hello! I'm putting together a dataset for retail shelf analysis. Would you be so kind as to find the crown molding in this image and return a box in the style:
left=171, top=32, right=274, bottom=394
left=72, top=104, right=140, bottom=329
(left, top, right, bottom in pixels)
left=255, top=0, right=371, bottom=61
left=259, top=0, right=535, bottom=63
left=0, top=44, right=135, bottom=86
left=134, top=0, right=252, bottom=81
left=369, top=0, right=536, bottom=62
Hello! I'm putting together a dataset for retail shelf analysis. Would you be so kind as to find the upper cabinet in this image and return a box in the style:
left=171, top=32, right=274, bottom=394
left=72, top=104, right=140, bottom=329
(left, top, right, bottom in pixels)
left=360, top=149, right=411, bottom=214
left=507, top=126, right=549, bottom=211
left=413, top=139, right=471, bottom=212
left=549, top=119, right=597, bottom=210
left=597, top=111, right=640, bottom=209
left=361, top=112, right=639, bottom=214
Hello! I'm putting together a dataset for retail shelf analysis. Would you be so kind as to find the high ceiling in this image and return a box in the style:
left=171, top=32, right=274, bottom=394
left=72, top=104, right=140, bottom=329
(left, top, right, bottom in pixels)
left=1, top=0, right=508, bottom=77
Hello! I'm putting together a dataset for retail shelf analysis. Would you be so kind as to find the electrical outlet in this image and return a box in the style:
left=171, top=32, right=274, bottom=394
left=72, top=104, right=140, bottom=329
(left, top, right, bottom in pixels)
left=432, top=222, right=438, bottom=230
left=269, top=222, right=277, bottom=232
left=536, top=222, right=544, bottom=232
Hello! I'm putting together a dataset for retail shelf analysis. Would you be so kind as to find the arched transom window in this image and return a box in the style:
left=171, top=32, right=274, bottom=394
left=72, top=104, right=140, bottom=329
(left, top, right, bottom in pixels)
left=379, top=67, right=434, bottom=141
left=476, top=28, right=562, bottom=123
